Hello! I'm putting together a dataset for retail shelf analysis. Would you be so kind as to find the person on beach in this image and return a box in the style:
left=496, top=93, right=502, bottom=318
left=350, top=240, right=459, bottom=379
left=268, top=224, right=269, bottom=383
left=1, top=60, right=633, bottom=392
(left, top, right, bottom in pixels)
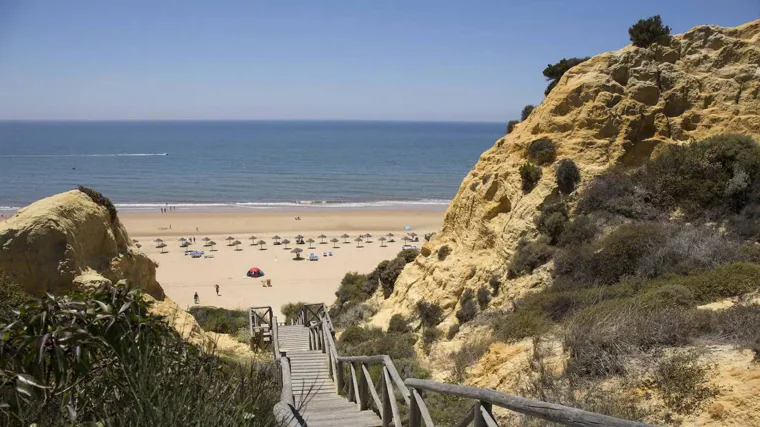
left=194, top=292, right=200, bottom=304
left=215, top=284, right=220, bottom=296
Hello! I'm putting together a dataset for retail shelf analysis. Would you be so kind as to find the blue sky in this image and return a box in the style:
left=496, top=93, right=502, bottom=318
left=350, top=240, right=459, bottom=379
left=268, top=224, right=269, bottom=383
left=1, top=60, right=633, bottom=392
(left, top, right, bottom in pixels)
left=0, top=1, right=756, bottom=122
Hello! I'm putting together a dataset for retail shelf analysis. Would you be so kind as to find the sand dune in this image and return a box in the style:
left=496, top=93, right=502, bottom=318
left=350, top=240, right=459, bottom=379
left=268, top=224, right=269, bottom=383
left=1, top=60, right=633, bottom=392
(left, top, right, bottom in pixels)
left=122, top=209, right=443, bottom=318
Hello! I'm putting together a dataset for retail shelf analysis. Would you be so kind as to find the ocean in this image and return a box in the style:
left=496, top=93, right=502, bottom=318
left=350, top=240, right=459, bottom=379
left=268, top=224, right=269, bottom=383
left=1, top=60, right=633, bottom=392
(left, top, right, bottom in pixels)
left=0, top=121, right=502, bottom=213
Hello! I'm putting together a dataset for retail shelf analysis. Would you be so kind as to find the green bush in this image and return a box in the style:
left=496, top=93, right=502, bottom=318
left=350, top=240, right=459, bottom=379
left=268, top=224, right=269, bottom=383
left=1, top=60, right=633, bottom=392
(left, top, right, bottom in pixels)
left=447, top=323, right=460, bottom=339
left=650, top=262, right=760, bottom=304
left=520, top=162, right=542, bottom=193
left=543, top=57, right=589, bottom=95
left=422, top=327, right=441, bottom=347
left=438, top=244, right=451, bottom=261
left=450, top=336, right=493, bottom=382
left=339, top=325, right=385, bottom=346
left=576, top=168, right=660, bottom=220
left=335, top=272, right=371, bottom=306
left=77, top=185, right=118, bottom=222
left=339, top=328, right=416, bottom=360
left=556, top=215, right=597, bottom=247
left=628, top=15, right=671, bottom=48
left=506, top=120, right=520, bottom=134
left=709, top=303, right=760, bottom=359
left=188, top=306, right=249, bottom=334
left=281, top=302, right=305, bottom=324
left=0, top=282, right=279, bottom=426
left=526, top=138, right=557, bottom=164
left=0, top=273, right=30, bottom=323
left=388, top=314, right=411, bottom=334
left=477, top=287, right=491, bottom=310
left=397, top=248, right=419, bottom=263
left=456, top=290, right=478, bottom=324
left=537, top=202, right=568, bottom=244
left=509, top=238, right=554, bottom=277
left=489, top=276, right=501, bottom=296
left=521, top=105, right=535, bottom=121
left=494, top=309, right=552, bottom=343
left=417, top=301, right=444, bottom=328
left=648, top=350, right=720, bottom=415
left=556, top=159, right=581, bottom=194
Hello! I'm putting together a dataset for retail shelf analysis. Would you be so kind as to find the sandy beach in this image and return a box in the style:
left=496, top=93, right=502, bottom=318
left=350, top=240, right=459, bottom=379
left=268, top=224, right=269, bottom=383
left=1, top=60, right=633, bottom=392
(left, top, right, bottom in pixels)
left=122, top=209, right=444, bottom=318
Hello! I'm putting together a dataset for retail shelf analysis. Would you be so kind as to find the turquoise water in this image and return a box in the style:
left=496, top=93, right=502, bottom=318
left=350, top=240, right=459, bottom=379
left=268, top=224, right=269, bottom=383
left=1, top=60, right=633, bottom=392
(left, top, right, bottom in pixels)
left=0, top=121, right=501, bottom=212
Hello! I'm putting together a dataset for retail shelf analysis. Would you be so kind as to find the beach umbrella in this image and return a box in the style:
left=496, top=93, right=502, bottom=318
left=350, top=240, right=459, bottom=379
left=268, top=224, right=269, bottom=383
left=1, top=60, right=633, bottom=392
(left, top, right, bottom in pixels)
left=341, top=233, right=350, bottom=244
left=379, top=236, right=387, bottom=247
left=257, top=240, right=266, bottom=250
left=178, top=237, right=187, bottom=242
left=403, top=236, right=410, bottom=245
left=272, top=235, right=281, bottom=245
left=226, top=236, right=235, bottom=246
left=202, top=237, right=211, bottom=242
left=232, top=240, right=242, bottom=251
left=355, top=237, right=364, bottom=248
left=386, top=233, right=395, bottom=242
left=410, top=232, right=418, bottom=238
left=282, top=239, right=291, bottom=249
left=249, top=236, right=257, bottom=245
left=365, top=233, right=373, bottom=243
left=156, top=242, right=168, bottom=253
left=132, top=238, right=139, bottom=244
left=330, top=237, right=339, bottom=248
left=153, top=238, right=164, bottom=244
left=209, top=241, right=217, bottom=251
left=306, top=238, right=315, bottom=249
left=295, top=234, right=304, bottom=240
left=318, top=234, right=327, bottom=244
left=291, top=247, right=303, bottom=260
left=405, top=225, right=412, bottom=231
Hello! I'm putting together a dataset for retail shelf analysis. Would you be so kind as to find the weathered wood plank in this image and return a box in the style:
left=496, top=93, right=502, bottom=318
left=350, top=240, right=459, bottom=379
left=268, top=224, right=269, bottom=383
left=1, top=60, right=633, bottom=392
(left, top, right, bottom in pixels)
left=383, top=366, right=403, bottom=427
left=455, top=405, right=475, bottom=427
left=411, top=389, right=435, bottom=427
left=362, top=364, right=383, bottom=412
left=405, top=379, right=658, bottom=427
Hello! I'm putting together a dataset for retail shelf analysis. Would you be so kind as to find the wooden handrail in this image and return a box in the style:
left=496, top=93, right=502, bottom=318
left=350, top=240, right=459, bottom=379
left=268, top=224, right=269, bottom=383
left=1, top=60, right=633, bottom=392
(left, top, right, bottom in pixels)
left=269, top=302, right=660, bottom=427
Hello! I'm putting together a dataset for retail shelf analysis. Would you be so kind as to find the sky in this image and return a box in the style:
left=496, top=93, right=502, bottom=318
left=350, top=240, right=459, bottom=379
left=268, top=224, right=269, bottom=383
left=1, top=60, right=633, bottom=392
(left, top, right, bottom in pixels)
left=0, top=1, right=756, bottom=122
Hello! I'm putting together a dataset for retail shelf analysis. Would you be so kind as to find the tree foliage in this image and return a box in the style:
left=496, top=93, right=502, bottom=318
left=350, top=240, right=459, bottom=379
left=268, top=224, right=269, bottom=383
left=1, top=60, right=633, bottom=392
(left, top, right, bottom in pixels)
left=521, top=105, right=535, bottom=121
left=542, top=57, right=589, bottom=95
left=556, top=159, right=581, bottom=194
left=629, top=15, right=671, bottom=48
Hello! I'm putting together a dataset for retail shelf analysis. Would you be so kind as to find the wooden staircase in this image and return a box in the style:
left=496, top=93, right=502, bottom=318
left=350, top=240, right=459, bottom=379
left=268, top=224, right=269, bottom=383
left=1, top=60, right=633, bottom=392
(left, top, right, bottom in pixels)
left=278, top=325, right=382, bottom=426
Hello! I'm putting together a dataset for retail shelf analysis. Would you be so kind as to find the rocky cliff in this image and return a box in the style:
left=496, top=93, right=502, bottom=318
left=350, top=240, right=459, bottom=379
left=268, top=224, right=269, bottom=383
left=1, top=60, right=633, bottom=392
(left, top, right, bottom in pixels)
left=373, top=20, right=760, bottom=324
left=0, top=190, right=164, bottom=298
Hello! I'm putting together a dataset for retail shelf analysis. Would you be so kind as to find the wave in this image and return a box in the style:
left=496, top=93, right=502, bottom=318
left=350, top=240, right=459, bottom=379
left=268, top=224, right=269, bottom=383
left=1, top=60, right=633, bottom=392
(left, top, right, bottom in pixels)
left=0, top=153, right=169, bottom=158
left=116, top=199, right=450, bottom=210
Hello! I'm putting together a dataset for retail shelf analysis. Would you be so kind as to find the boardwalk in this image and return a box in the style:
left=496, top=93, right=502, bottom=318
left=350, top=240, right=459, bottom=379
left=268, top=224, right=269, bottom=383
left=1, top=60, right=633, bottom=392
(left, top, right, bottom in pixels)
left=278, top=325, right=382, bottom=427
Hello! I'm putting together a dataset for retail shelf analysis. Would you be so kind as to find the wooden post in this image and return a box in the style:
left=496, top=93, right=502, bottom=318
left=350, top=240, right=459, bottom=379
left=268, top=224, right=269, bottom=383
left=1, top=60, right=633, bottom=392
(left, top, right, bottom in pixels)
left=382, top=367, right=392, bottom=427
left=474, top=400, right=493, bottom=427
left=337, top=361, right=345, bottom=395
left=357, top=362, right=369, bottom=410
left=408, top=387, right=421, bottom=427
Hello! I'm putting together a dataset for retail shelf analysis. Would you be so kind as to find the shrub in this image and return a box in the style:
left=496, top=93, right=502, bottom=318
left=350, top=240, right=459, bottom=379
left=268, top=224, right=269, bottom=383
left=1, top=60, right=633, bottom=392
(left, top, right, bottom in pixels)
left=494, top=309, right=552, bottom=343
left=520, top=162, right=542, bottom=193
left=388, top=314, right=411, bottom=334
left=506, top=120, right=520, bottom=134
left=709, top=304, right=760, bottom=359
left=456, top=290, right=478, bottom=324
left=281, top=302, right=305, bottom=324
left=397, top=248, right=420, bottom=263
left=556, top=215, right=597, bottom=247
left=335, top=272, right=370, bottom=306
left=537, top=202, right=568, bottom=244
left=77, top=185, right=117, bottom=222
left=489, top=276, right=501, bottom=296
left=438, top=245, right=451, bottom=261
left=576, top=168, right=660, bottom=220
left=380, top=257, right=407, bottom=298
left=651, top=262, right=760, bottom=304
left=450, top=336, right=493, bottom=382
left=329, top=302, right=377, bottom=329
left=543, top=57, right=589, bottom=95
left=188, top=306, right=249, bottom=334
left=424, top=232, right=436, bottom=242
left=0, top=273, right=29, bottom=323
left=477, top=287, right=491, bottom=310
left=521, top=105, right=535, bottom=121
left=639, top=285, right=696, bottom=310
left=554, top=222, right=667, bottom=289
left=417, top=301, right=444, bottom=327
left=339, top=325, right=385, bottom=346
left=422, top=327, right=441, bottom=347
left=0, top=282, right=279, bottom=426
left=340, top=329, right=416, bottom=359
left=648, top=350, right=720, bottom=415
left=526, top=138, right=557, bottom=164
left=555, top=159, right=581, bottom=194
left=629, top=15, right=671, bottom=48
left=447, top=323, right=460, bottom=339
left=509, top=238, right=554, bottom=277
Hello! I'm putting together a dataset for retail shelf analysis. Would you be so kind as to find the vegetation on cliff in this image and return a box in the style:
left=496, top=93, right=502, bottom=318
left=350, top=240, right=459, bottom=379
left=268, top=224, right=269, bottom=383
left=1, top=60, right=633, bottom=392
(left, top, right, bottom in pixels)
left=0, top=281, right=279, bottom=426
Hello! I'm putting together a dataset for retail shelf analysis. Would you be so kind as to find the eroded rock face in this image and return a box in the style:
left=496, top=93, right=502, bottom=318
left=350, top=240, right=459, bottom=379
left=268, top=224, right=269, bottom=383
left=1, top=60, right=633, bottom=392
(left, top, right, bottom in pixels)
left=0, top=190, right=164, bottom=299
left=373, top=20, right=760, bottom=325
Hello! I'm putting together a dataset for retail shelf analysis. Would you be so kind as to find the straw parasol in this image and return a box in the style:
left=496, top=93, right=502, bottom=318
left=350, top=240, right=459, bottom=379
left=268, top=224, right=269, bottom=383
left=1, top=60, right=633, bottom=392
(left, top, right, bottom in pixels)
left=291, top=247, right=303, bottom=260
left=249, top=236, right=257, bottom=245
left=132, top=238, right=139, bottom=244
left=209, top=241, right=217, bottom=251
left=330, top=237, right=339, bottom=248
left=306, top=238, right=315, bottom=249
left=379, top=236, right=387, bottom=247
left=156, top=242, right=168, bottom=253
left=282, top=239, right=291, bottom=249
left=232, top=240, right=242, bottom=251
left=272, top=235, right=281, bottom=245
left=365, top=233, right=373, bottom=243
left=153, top=238, right=163, bottom=244
left=386, top=232, right=395, bottom=242
left=226, top=236, right=235, bottom=246
left=318, top=234, right=327, bottom=244
left=403, top=236, right=410, bottom=245
left=355, top=237, right=364, bottom=248
left=203, top=237, right=212, bottom=246
left=341, top=233, right=350, bottom=244
left=257, top=240, right=266, bottom=250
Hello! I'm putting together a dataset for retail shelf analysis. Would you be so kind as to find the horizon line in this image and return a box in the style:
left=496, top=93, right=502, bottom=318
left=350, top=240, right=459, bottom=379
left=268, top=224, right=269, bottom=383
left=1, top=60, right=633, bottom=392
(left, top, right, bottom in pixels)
left=0, top=118, right=505, bottom=125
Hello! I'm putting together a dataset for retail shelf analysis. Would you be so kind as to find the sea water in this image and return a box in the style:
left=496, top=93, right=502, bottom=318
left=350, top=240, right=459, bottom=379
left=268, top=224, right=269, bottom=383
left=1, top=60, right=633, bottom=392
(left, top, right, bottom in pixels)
left=0, top=120, right=502, bottom=213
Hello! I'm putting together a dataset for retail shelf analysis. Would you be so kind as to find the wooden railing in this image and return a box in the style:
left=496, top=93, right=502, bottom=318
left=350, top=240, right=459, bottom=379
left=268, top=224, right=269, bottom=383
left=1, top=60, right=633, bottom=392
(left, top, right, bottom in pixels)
left=283, top=303, right=657, bottom=427
left=270, top=314, right=305, bottom=427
